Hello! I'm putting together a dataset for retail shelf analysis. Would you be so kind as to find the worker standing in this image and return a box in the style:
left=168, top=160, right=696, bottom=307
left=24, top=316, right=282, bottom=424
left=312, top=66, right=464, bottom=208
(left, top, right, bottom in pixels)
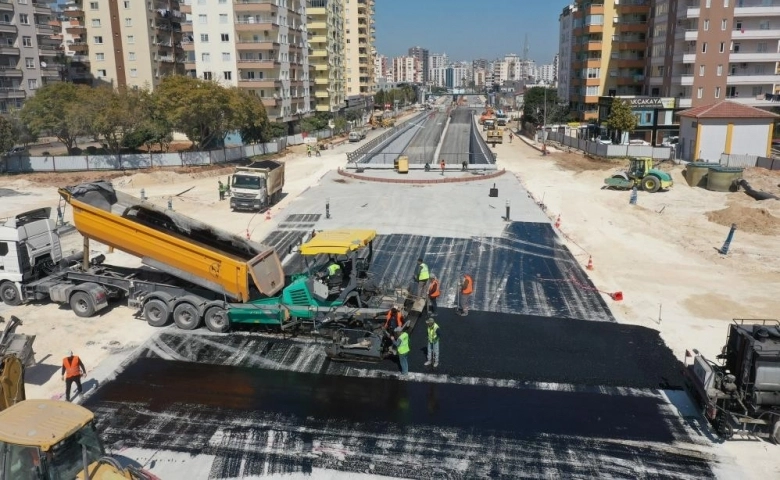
left=218, top=180, right=226, bottom=201
left=427, top=274, right=440, bottom=316
left=509, top=131, right=514, bottom=143
left=325, top=258, right=342, bottom=286
left=414, top=258, right=430, bottom=297
left=439, top=158, right=445, bottom=176
left=424, top=318, right=440, bottom=368
left=457, top=273, right=473, bottom=316
left=61, top=350, right=86, bottom=402
left=384, top=305, right=404, bottom=333
left=394, top=326, right=410, bottom=375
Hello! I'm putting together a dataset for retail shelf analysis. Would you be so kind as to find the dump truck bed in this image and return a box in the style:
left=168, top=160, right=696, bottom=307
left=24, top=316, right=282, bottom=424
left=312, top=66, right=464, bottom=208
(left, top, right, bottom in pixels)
left=59, top=182, right=284, bottom=302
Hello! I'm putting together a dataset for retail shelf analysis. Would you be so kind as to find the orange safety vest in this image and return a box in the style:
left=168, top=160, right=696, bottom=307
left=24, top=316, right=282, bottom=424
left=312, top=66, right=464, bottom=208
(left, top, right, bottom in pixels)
left=385, top=311, right=403, bottom=329
left=462, top=275, right=473, bottom=295
left=63, top=356, right=82, bottom=379
left=428, top=279, right=440, bottom=298
left=440, top=160, right=445, bottom=169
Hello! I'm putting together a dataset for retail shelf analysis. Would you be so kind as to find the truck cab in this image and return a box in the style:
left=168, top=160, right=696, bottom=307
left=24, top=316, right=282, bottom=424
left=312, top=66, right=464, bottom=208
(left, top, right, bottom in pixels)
left=230, top=160, right=285, bottom=212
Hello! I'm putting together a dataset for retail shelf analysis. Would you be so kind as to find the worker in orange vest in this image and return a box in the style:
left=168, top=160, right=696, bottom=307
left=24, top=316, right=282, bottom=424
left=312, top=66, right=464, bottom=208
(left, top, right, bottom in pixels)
left=457, top=273, right=473, bottom=316
left=61, top=350, right=86, bottom=402
left=384, top=305, right=404, bottom=333
left=439, top=158, right=445, bottom=176
left=427, top=274, right=440, bottom=316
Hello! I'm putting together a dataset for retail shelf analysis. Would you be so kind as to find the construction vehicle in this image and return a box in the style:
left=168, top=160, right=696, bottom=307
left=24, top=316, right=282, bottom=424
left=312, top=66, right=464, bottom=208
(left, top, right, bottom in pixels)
left=228, top=230, right=427, bottom=350
left=381, top=117, right=396, bottom=128
left=496, top=110, right=508, bottom=127
left=685, top=319, right=780, bottom=443
left=348, top=127, right=368, bottom=142
left=604, top=157, right=674, bottom=193
left=0, top=316, right=35, bottom=410
left=479, top=107, right=495, bottom=125
left=487, top=128, right=504, bottom=145
left=482, top=119, right=496, bottom=132
left=0, top=182, right=285, bottom=333
left=230, top=160, right=285, bottom=212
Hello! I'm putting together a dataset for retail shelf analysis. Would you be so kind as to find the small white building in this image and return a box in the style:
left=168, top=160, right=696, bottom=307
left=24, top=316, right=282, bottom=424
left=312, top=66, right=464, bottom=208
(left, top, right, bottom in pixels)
left=677, top=101, right=778, bottom=162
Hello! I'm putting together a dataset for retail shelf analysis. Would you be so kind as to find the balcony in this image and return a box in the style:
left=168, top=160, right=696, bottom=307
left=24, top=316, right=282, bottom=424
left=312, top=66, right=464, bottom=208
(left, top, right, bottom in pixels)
left=735, top=5, right=780, bottom=17
left=238, top=78, right=279, bottom=87
left=0, top=1, right=12, bottom=12
left=727, top=74, right=779, bottom=85
left=181, top=21, right=192, bottom=32
left=40, top=67, right=60, bottom=78
left=39, top=47, right=58, bottom=57
left=36, top=25, right=55, bottom=36
left=70, top=54, right=89, bottom=63
left=732, top=28, right=780, bottom=40
left=731, top=52, right=780, bottom=62
left=69, top=42, right=88, bottom=52
left=234, top=0, right=278, bottom=14
left=66, top=24, right=86, bottom=35
left=0, top=21, right=15, bottom=34
left=0, top=88, right=26, bottom=99
left=0, top=46, right=18, bottom=55
left=0, top=67, right=21, bottom=77
left=235, top=19, right=277, bottom=31
left=260, top=96, right=280, bottom=107
left=236, top=58, right=279, bottom=67
left=63, top=7, right=83, bottom=18
left=236, top=40, right=279, bottom=50
left=34, top=4, right=51, bottom=15
left=676, top=74, right=694, bottom=85
left=180, top=3, right=191, bottom=14
left=684, top=30, right=698, bottom=41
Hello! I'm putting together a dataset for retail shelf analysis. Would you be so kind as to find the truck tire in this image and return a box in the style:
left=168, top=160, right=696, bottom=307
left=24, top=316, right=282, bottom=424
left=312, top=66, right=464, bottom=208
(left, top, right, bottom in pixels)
left=173, top=302, right=201, bottom=330
left=70, top=291, right=96, bottom=318
left=144, top=299, right=170, bottom=327
left=642, top=175, right=661, bottom=193
left=204, top=306, right=230, bottom=333
left=771, top=419, right=780, bottom=445
left=0, top=282, right=22, bottom=306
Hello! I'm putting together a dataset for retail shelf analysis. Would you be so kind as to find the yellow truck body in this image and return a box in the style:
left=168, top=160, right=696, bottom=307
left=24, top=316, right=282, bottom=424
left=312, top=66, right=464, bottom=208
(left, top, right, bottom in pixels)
left=59, top=184, right=284, bottom=302
left=487, top=129, right=503, bottom=144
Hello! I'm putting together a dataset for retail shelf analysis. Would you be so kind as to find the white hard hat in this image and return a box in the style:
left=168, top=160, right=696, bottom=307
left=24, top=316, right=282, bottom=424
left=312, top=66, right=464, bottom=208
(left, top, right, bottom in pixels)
left=67, top=350, right=73, bottom=356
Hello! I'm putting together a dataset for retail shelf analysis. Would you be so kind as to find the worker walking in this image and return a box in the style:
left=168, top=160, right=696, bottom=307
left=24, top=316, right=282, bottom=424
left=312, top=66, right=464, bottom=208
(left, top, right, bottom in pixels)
left=457, top=273, right=473, bottom=316
left=394, top=326, right=410, bottom=375
left=509, top=131, right=514, bottom=143
left=414, top=258, right=430, bottom=297
left=424, top=318, right=440, bottom=368
left=218, top=180, right=226, bottom=201
left=439, top=158, right=445, bottom=176
left=427, top=274, right=440, bottom=316
left=61, top=350, right=86, bottom=402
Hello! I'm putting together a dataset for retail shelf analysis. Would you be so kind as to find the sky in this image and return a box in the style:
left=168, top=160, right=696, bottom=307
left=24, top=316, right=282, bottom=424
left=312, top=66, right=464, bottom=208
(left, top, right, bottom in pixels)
left=374, top=0, right=568, bottom=64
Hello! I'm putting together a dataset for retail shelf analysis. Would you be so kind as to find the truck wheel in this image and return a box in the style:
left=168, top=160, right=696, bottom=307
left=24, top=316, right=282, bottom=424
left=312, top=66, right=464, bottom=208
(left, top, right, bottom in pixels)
left=0, top=282, right=22, bottom=306
left=771, top=419, right=780, bottom=445
left=173, top=302, right=202, bottom=330
left=144, top=299, right=170, bottom=327
left=204, top=306, right=230, bottom=333
left=642, top=175, right=661, bottom=193
left=70, top=291, right=96, bottom=318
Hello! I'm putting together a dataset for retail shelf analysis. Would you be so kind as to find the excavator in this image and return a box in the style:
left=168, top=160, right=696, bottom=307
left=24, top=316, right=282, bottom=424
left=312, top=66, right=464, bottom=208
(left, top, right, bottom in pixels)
left=0, top=315, right=158, bottom=479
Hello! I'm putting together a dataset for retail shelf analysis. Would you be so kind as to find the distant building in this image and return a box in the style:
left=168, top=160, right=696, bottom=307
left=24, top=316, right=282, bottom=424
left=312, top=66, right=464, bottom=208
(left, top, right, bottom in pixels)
left=557, top=3, right=576, bottom=105
left=344, top=0, right=376, bottom=97
left=538, top=64, right=556, bottom=85
left=598, top=96, right=682, bottom=146
left=408, top=46, right=429, bottom=83
left=392, top=55, right=419, bottom=83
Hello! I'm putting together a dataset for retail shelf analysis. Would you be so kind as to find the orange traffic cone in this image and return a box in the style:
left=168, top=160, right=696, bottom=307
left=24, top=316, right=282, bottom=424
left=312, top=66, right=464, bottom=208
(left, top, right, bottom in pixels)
left=554, top=215, right=561, bottom=229
left=245, top=229, right=251, bottom=240
left=610, top=291, right=623, bottom=301
left=586, top=256, right=594, bottom=271
left=265, top=210, right=271, bottom=221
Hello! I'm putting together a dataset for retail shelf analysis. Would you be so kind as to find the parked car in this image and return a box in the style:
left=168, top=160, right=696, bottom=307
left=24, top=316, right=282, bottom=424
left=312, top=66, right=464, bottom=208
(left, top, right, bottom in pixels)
left=661, top=136, right=679, bottom=147
left=623, top=139, right=650, bottom=146
left=6, top=146, right=26, bottom=156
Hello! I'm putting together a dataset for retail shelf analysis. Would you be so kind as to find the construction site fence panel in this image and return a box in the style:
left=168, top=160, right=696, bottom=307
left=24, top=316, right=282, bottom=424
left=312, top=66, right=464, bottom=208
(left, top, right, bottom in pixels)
left=547, top=132, right=673, bottom=160
left=1, top=141, right=284, bottom=173
left=719, top=153, right=779, bottom=170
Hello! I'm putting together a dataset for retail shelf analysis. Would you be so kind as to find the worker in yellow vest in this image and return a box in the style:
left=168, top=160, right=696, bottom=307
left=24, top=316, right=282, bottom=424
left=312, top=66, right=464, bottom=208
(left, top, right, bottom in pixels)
left=413, top=257, right=430, bottom=297
left=424, top=318, right=440, bottom=368
left=61, top=350, right=86, bottom=402
left=393, top=326, right=410, bottom=375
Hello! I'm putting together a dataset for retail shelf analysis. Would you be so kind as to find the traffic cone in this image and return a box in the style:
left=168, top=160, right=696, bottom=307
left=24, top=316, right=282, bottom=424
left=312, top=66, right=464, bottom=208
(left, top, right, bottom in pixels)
left=610, top=291, right=623, bottom=301
left=245, top=229, right=251, bottom=240
left=265, top=210, right=271, bottom=221
left=586, top=256, right=594, bottom=271
left=554, top=215, right=561, bottom=229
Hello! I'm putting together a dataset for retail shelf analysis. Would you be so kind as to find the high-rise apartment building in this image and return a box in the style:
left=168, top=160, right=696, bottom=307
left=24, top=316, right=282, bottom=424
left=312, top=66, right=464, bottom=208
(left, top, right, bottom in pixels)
left=71, top=0, right=184, bottom=90
left=182, top=0, right=312, bottom=123
left=538, top=63, right=556, bottom=84
left=0, top=0, right=59, bottom=112
left=408, top=45, right=428, bottom=83
left=344, top=0, right=374, bottom=97
left=647, top=0, right=780, bottom=109
left=392, top=55, right=418, bottom=83
left=429, top=52, right=447, bottom=87
left=558, top=4, right=577, bottom=102
left=308, top=0, right=345, bottom=113
left=566, top=0, right=649, bottom=120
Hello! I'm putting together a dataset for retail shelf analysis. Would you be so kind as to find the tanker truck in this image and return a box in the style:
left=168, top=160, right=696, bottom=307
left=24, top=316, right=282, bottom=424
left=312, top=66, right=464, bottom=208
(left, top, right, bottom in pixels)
left=0, top=181, right=285, bottom=333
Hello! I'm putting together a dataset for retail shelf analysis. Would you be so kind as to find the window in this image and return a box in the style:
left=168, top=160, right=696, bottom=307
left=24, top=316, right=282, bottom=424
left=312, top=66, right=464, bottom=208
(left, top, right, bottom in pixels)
left=752, top=86, right=764, bottom=96
left=219, top=14, right=227, bottom=24
left=124, top=1, right=130, bottom=8
left=21, top=36, right=31, bottom=47
left=127, top=35, right=134, bottom=44
left=721, top=19, right=727, bottom=30
left=130, top=68, right=137, bottom=77
left=219, top=0, right=227, bottom=3
left=724, top=0, right=729, bottom=5
left=93, top=36, right=103, bottom=44
left=586, top=67, right=599, bottom=78
left=702, top=42, right=707, bottom=53
left=735, top=21, right=742, bottom=31
left=125, top=18, right=132, bottom=27
left=18, top=14, right=28, bottom=24
left=754, top=64, right=766, bottom=74
left=705, top=0, right=711, bottom=7
left=200, top=33, right=209, bottom=42
left=760, top=20, right=770, bottom=30
left=757, top=42, right=768, bottom=53
left=0, top=242, right=7, bottom=257
left=585, top=85, right=598, bottom=96
left=704, top=20, right=709, bottom=31
left=201, top=52, right=210, bottom=62
left=222, top=52, right=230, bottom=61
left=203, top=71, right=212, bottom=80
left=223, top=71, right=231, bottom=80
left=697, top=87, right=703, bottom=99
left=27, top=79, right=37, bottom=90
left=95, top=52, right=104, bottom=61
left=198, top=14, right=207, bottom=24
left=221, top=33, right=229, bottom=42
left=91, top=19, right=100, bottom=27
left=732, top=42, right=740, bottom=52
left=128, top=52, right=135, bottom=61
left=717, top=64, right=723, bottom=76
left=715, top=87, right=721, bottom=98
left=89, top=2, right=98, bottom=9
left=97, top=69, right=106, bottom=77
left=699, top=65, right=705, bottom=76
left=25, top=57, right=34, bottom=68
left=720, top=42, right=725, bottom=53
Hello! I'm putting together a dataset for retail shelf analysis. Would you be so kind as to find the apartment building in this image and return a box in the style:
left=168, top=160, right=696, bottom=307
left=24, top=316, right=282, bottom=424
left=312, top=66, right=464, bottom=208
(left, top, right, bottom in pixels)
left=392, top=55, right=418, bottom=83
left=647, top=0, right=780, bottom=109
left=66, top=0, right=184, bottom=90
left=53, top=4, right=91, bottom=84
left=538, top=63, right=556, bottom=84
left=344, top=0, right=374, bottom=97
left=0, top=0, right=59, bottom=112
left=408, top=45, right=428, bottom=83
left=558, top=5, right=577, bottom=101
left=309, top=0, right=345, bottom=113
left=429, top=52, right=447, bottom=87
left=567, top=0, right=649, bottom=120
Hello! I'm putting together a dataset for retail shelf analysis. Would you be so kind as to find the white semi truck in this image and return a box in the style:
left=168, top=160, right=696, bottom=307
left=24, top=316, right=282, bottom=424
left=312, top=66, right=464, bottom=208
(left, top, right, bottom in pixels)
left=230, top=160, right=286, bottom=212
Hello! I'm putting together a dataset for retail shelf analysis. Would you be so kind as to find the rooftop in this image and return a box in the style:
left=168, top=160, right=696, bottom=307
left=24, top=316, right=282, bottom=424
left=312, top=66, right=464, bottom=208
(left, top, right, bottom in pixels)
left=677, top=100, right=780, bottom=119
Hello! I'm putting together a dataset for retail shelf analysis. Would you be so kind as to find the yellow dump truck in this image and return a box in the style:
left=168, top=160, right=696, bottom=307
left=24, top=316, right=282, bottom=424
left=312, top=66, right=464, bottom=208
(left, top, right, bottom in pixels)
left=0, top=399, right=157, bottom=479
left=487, top=128, right=504, bottom=145
left=0, top=182, right=284, bottom=333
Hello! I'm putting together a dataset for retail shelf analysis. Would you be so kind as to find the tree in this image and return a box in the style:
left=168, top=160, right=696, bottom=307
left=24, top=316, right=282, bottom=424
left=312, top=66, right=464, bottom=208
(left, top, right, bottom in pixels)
left=229, top=88, right=269, bottom=145
left=606, top=99, right=637, bottom=140
left=86, top=86, right=145, bottom=155
left=0, top=115, right=15, bottom=154
left=265, top=122, right=288, bottom=141
left=20, top=82, right=92, bottom=154
left=7, top=108, right=38, bottom=148
left=333, top=116, right=348, bottom=134
left=522, top=87, right=567, bottom=126
left=154, top=76, right=234, bottom=150
left=374, top=89, right=386, bottom=108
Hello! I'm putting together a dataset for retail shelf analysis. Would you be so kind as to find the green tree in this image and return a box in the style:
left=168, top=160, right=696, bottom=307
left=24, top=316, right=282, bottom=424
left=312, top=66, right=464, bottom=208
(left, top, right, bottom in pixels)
left=7, top=108, right=38, bottom=148
left=0, top=115, right=15, bottom=154
left=20, top=82, right=92, bottom=154
left=86, top=86, right=145, bottom=155
left=333, top=116, right=348, bottom=134
left=374, top=89, right=386, bottom=108
left=265, top=122, right=288, bottom=140
left=229, top=88, right=269, bottom=144
left=606, top=99, right=637, bottom=140
left=522, top=87, right=567, bottom=126
left=154, top=76, right=234, bottom=150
